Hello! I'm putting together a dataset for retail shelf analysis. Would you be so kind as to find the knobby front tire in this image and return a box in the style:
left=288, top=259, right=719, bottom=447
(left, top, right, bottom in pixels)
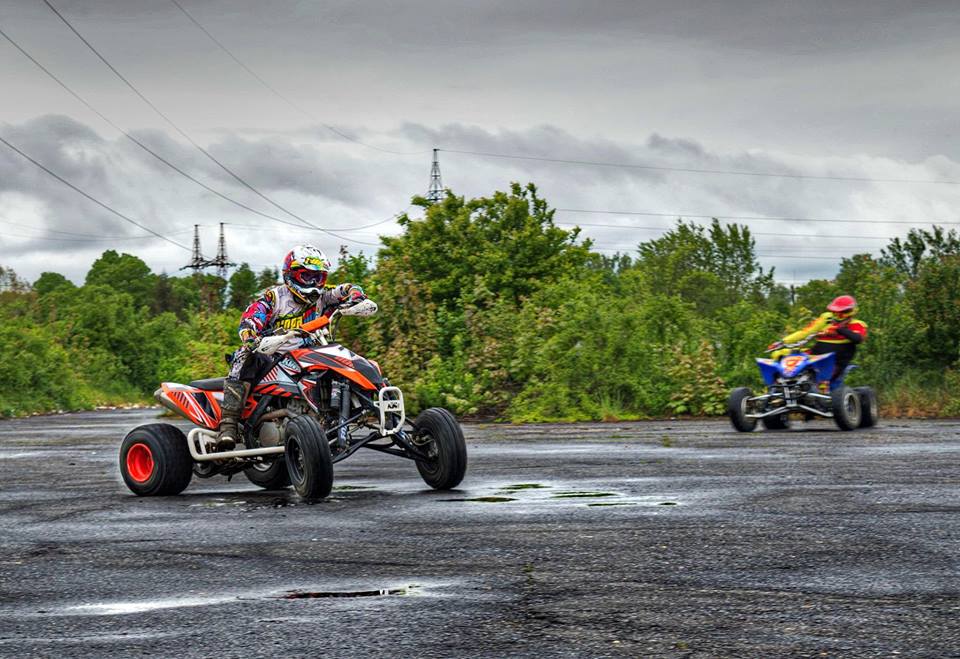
left=413, top=408, right=467, bottom=490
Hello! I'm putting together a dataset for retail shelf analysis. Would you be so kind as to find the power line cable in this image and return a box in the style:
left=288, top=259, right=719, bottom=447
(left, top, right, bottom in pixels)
left=439, top=149, right=960, bottom=185
left=168, top=0, right=426, bottom=156
left=40, top=0, right=362, bottom=243
left=0, top=135, right=190, bottom=251
left=0, top=227, right=194, bottom=243
left=554, top=221, right=899, bottom=241
left=0, top=25, right=337, bottom=235
left=555, top=207, right=960, bottom=226
left=2, top=20, right=406, bottom=239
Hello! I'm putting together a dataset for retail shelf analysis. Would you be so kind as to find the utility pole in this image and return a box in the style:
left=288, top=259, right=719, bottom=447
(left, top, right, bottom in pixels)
left=426, top=148, right=443, bottom=204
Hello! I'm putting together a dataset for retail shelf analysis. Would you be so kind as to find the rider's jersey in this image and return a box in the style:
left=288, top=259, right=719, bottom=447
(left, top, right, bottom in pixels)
left=783, top=312, right=868, bottom=346
left=238, top=283, right=357, bottom=340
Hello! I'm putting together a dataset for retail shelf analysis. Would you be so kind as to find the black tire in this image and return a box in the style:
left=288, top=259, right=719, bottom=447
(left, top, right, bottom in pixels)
left=284, top=415, right=333, bottom=499
left=727, top=387, right=757, bottom=432
left=856, top=386, right=879, bottom=428
left=762, top=413, right=791, bottom=430
left=831, top=386, right=862, bottom=431
left=413, top=408, right=467, bottom=490
left=244, top=459, right=290, bottom=490
left=119, top=424, right=193, bottom=496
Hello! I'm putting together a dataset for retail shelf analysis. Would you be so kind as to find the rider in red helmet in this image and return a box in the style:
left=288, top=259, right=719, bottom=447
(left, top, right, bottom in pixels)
left=769, top=295, right=867, bottom=382
left=216, top=245, right=368, bottom=450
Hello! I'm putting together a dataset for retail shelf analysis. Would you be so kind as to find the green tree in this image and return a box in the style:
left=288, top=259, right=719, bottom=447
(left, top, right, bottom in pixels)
left=632, top=219, right=775, bottom=315
left=906, top=255, right=960, bottom=366
left=881, top=226, right=960, bottom=278
left=256, top=267, right=280, bottom=290
left=227, top=263, right=258, bottom=310
left=34, top=272, right=75, bottom=296
left=380, top=183, right=594, bottom=309
left=85, top=250, right=157, bottom=308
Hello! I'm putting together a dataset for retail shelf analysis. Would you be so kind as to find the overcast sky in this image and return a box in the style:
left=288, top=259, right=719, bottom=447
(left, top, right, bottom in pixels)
left=1, top=0, right=958, bottom=283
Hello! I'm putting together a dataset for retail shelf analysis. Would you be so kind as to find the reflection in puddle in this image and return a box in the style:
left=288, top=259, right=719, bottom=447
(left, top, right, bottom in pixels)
left=69, top=595, right=237, bottom=615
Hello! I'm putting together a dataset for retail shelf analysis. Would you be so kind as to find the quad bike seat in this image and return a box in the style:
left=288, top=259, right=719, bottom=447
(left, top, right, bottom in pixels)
left=189, top=377, right=225, bottom=391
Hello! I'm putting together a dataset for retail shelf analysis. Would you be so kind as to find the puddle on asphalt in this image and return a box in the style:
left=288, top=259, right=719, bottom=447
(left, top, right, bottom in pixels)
left=499, top=483, right=550, bottom=492
left=60, top=583, right=422, bottom=616
left=281, top=586, right=412, bottom=599
left=438, top=485, right=685, bottom=509
left=67, top=595, right=237, bottom=615
left=441, top=496, right=517, bottom=503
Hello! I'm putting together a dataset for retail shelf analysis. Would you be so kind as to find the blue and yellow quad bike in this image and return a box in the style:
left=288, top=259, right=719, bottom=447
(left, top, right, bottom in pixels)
left=727, top=340, right=879, bottom=432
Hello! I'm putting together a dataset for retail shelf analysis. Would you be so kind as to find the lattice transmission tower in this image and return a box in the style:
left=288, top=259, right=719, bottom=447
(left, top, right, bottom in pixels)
left=209, top=222, right=236, bottom=279
left=181, top=223, right=235, bottom=278
left=426, top=148, right=443, bottom=204
left=181, top=225, right=207, bottom=272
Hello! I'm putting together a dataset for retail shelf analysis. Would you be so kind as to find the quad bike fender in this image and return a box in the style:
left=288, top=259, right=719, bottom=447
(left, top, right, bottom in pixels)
left=155, top=383, right=222, bottom=430
left=155, top=383, right=258, bottom=429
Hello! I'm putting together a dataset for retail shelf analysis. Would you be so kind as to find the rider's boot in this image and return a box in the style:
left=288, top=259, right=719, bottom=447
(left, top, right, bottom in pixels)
left=216, top=378, right=249, bottom=451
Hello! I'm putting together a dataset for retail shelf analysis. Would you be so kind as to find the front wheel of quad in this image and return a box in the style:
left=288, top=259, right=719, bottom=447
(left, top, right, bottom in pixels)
left=284, top=416, right=333, bottom=499
left=413, top=408, right=467, bottom=490
left=831, top=386, right=862, bottom=431
left=728, top=387, right=757, bottom=432
left=119, top=424, right=193, bottom=496
left=855, top=386, right=879, bottom=428
left=244, top=459, right=290, bottom=490
left=762, top=413, right=791, bottom=430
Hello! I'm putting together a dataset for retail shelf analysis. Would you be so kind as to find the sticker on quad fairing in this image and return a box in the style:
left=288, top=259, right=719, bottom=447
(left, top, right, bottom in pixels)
left=255, top=364, right=300, bottom=397
left=160, top=384, right=221, bottom=429
left=279, top=355, right=301, bottom=374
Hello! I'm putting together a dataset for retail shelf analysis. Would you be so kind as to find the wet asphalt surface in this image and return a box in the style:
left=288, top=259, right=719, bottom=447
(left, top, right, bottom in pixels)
left=1, top=411, right=959, bottom=658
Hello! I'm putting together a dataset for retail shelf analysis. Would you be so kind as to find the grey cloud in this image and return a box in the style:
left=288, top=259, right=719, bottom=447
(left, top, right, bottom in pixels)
left=2, top=112, right=959, bottom=285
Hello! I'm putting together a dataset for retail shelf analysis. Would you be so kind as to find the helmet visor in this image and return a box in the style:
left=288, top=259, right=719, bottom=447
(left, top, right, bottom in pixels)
left=292, top=268, right=327, bottom=288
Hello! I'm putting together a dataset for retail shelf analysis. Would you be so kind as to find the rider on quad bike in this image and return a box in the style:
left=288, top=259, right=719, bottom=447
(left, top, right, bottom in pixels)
left=768, top=295, right=867, bottom=385
left=217, top=244, right=367, bottom=450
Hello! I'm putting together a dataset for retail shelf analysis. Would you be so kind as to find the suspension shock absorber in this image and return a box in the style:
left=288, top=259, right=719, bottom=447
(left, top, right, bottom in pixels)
left=333, top=380, right=350, bottom=449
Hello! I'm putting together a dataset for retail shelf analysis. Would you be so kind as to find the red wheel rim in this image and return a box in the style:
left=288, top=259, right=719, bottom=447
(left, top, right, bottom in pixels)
left=126, top=443, right=155, bottom=483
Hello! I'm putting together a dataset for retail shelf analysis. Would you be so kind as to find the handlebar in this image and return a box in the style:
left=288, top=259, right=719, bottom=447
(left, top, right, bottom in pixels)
left=764, top=336, right=813, bottom=353
left=255, top=298, right=378, bottom=353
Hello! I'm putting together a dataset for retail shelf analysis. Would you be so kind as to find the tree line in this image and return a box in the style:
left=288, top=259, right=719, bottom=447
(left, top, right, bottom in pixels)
left=1, top=182, right=957, bottom=419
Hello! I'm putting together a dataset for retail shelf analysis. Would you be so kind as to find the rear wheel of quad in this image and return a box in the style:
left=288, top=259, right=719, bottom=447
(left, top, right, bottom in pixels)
left=413, top=408, right=467, bottom=490
left=284, top=416, right=333, bottom=499
left=762, top=412, right=791, bottom=430
left=831, top=386, right=862, bottom=431
left=855, top=386, right=879, bottom=428
left=119, top=424, right=193, bottom=496
left=727, top=387, right=757, bottom=432
left=244, top=459, right=290, bottom=490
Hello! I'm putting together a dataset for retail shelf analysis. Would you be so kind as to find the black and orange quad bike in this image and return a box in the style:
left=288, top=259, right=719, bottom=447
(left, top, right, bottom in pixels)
left=118, top=299, right=466, bottom=499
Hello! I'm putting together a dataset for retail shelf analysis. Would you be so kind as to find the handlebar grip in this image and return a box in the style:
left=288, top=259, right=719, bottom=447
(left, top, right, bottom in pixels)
left=301, top=315, right=330, bottom=333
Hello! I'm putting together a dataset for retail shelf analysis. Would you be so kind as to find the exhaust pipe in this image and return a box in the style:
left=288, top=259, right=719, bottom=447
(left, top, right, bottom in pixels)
left=155, top=388, right=187, bottom=419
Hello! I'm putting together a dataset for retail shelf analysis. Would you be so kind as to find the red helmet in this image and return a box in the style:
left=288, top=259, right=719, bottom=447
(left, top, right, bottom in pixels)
left=827, top=295, right=857, bottom=319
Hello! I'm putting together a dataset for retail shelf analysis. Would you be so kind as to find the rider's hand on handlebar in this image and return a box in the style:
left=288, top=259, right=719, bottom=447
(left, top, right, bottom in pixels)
left=240, top=329, right=260, bottom=351
left=342, top=286, right=366, bottom=306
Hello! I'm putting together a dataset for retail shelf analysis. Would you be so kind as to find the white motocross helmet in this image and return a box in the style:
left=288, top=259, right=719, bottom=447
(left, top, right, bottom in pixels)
left=282, top=244, right=332, bottom=303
